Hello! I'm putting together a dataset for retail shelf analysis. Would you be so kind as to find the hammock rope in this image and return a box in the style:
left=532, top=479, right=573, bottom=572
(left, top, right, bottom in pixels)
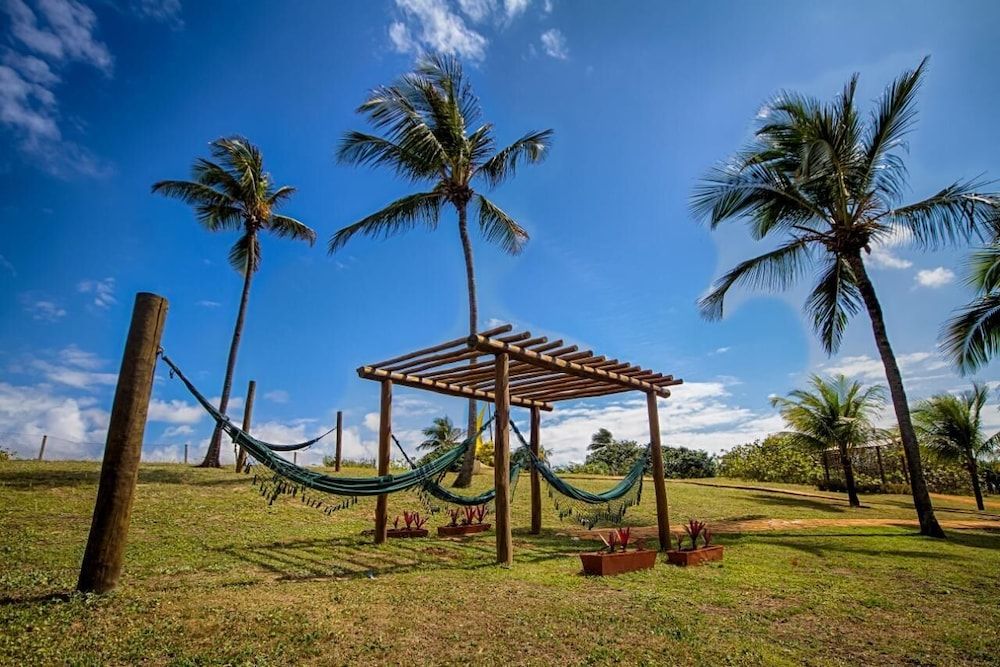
left=159, top=351, right=490, bottom=515
left=510, top=419, right=648, bottom=528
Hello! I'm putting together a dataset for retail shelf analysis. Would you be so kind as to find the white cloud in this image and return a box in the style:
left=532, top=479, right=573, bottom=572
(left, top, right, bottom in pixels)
left=457, top=0, right=493, bottom=22
left=391, top=0, right=488, bottom=61
left=867, top=225, right=913, bottom=270
left=162, top=424, right=193, bottom=438
left=915, top=267, right=955, bottom=288
left=31, top=359, right=117, bottom=389
left=22, top=296, right=66, bottom=321
left=541, top=0, right=553, bottom=13
left=363, top=412, right=380, bottom=432
left=540, top=28, right=568, bottom=59
left=129, top=0, right=183, bottom=27
left=77, top=277, right=116, bottom=309
left=503, top=0, right=530, bottom=20
left=196, top=299, right=220, bottom=308
left=0, top=381, right=109, bottom=458
left=820, top=350, right=948, bottom=383
left=0, top=0, right=114, bottom=177
left=264, top=389, right=289, bottom=404
left=58, top=344, right=103, bottom=370
left=147, top=398, right=204, bottom=424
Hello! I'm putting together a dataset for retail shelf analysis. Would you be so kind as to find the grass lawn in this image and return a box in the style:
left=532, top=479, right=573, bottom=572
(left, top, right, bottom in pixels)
left=2, top=461, right=999, bottom=665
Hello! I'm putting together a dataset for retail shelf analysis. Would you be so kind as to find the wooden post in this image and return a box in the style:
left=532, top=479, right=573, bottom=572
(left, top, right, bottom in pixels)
left=234, top=379, right=255, bottom=472
left=529, top=406, right=542, bottom=535
left=293, top=452, right=298, bottom=465
left=822, top=451, right=831, bottom=483
left=374, top=380, right=392, bottom=544
left=37, top=434, right=47, bottom=461
left=646, top=392, right=671, bottom=551
left=78, top=292, right=167, bottom=594
left=494, top=353, right=512, bottom=566
left=183, top=443, right=188, bottom=465
left=334, top=410, right=343, bottom=472
left=875, top=445, right=887, bottom=486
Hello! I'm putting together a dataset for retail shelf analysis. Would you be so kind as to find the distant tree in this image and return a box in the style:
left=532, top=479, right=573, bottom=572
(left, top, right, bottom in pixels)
left=661, top=446, right=716, bottom=478
left=913, top=383, right=999, bottom=511
left=693, top=58, right=1000, bottom=535
left=418, top=416, right=464, bottom=455
left=718, top=435, right=823, bottom=485
left=771, top=375, right=886, bottom=507
left=943, top=244, right=1000, bottom=373
left=585, top=432, right=643, bottom=475
left=588, top=428, right=615, bottom=451
left=153, top=137, right=316, bottom=467
left=330, top=54, right=553, bottom=488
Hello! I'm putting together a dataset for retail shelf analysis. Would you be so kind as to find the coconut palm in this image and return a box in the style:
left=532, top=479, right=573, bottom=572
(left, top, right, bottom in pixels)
left=771, top=375, right=886, bottom=507
left=153, top=137, right=316, bottom=468
left=913, top=384, right=999, bottom=511
left=692, top=57, right=1000, bottom=536
left=330, top=54, right=553, bottom=487
left=588, top=428, right=615, bottom=452
left=418, top=416, right=464, bottom=453
left=943, top=244, right=1000, bottom=373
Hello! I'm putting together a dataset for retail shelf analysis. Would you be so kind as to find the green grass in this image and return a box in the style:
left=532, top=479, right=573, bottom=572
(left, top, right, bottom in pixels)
left=2, top=461, right=999, bottom=666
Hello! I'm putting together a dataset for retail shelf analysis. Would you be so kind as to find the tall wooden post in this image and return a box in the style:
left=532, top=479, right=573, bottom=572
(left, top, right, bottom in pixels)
left=184, top=443, right=188, bottom=465
left=494, top=353, right=512, bottom=566
left=646, top=392, right=671, bottom=551
left=234, top=379, right=255, bottom=472
left=374, top=380, right=392, bottom=544
left=334, top=410, right=343, bottom=472
left=38, top=435, right=47, bottom=461
left=78, top=292, right=167, bottom=594
left=529, top=406, right=542, bottom=535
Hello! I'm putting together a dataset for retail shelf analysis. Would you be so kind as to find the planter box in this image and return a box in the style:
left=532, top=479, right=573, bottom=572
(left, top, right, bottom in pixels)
left=666, top=545, right=724, bottom=567
left=438, top=523, right=491, bottom=537
left=387, top=528, right=429, bottom=539
left=579, top=549, right=658, bottom=576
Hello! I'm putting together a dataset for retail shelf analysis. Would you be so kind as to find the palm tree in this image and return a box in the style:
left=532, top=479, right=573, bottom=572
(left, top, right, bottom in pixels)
left=329, top=54, right=553, bottom=487
left=153, top=137, right=316, bottom=467
left=691, top=58, right=1000, bottom=536
left=418, top=416, right=464, bottom=453
left=771, top=375, right=886, bottom=507
left=588, top=428, right=615, bottom=452
left=913, top=384, right=999, bottom=511
left=943, top=244, right=1000, bottom=373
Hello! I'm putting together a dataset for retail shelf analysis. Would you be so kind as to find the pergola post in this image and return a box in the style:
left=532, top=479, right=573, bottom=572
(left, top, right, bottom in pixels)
left=494, top=352, right=512, bottom=565
left=374, top=380, right=392, bottom=544
left=645, top=391, right=671, bottom=551
left=234, top=379, right=255, bottom=473
left=334, top=410, right=343, bottom=472
left=529, top=406, right=542, bottom=535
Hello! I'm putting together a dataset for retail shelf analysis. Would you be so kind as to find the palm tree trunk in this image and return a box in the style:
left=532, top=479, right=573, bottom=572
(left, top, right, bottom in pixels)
left=453, top=203, right=478, bottom=489
left=967, top=454, right=985, bottom=511
left=847, top=254, right=944, bottom=536
left=838, top=442, right=861, bottom=507
left=200, top=255, right=254, bottom=468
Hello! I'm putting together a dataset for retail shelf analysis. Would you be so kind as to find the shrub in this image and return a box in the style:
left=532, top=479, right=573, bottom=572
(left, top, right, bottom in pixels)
left=0, top=447, right=11, bottom=462
left=661, top=446, right=716, bottom=478
left=718, top=435, right=823, bottom=485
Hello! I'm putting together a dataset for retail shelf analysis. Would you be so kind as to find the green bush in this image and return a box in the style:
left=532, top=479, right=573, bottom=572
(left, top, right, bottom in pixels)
left=718, top=435, right=823, bottom=485
left=661, top=446, right=716, bottom=478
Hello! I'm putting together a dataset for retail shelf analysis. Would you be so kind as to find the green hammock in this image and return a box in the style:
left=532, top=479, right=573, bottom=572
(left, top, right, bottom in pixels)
left=160, top=352, right=485, bottom=506
left=510, top=420, right=648, bottom=528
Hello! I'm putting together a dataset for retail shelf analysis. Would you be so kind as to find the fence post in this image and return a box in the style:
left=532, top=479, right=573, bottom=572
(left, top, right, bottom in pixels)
left=77, top=292, right=167, bottom=594
left=183, top=443, right=188, bottom=465
left=334, top=410, right=343, bottom=472
left=38, top=434, right=47, bottom=461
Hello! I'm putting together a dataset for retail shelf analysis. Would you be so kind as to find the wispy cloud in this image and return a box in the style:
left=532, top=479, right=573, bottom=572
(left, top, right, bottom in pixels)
left=867, top=225, right=913, bottom=270
left=914, top=267, right=955, bottom=288
left=820, top=350, right=948, bottom=383
left=0, top=253, right=16, bottom=276
left=77, top=277, right=116, bottom=309
left=196, top=299, right=221, bottom=308
left=128, top=0, right=183, bottom=28
left=539, top=27, right=568, bottom=59
left=264, top=389, right=290, bottom=404
left=389, top=0, right=488, bottom=61
left=22, top=295, right=66, bottom=321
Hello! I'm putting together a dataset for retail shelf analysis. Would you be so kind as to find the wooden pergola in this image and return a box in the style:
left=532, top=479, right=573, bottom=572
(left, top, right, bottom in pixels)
left=358, top=323, right=683, bottom=565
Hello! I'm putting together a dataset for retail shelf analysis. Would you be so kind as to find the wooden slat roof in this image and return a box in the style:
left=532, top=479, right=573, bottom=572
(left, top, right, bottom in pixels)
left=358, top=324, right=683, bottom=412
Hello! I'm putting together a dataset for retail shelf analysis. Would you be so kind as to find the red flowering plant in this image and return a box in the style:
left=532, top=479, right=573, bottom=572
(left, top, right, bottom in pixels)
left=447, top=508, right=462, bottom=527
left=678, top=519, right=711, bottom=550
left=598, top=527, right=639, bottom=553
left=397, top=511, right=429, bottom=530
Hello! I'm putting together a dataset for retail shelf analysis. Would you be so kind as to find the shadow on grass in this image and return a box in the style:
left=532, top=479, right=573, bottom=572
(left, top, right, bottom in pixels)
left=214, top=530, right=580, bottom=582
left=0, top=591, right=73, bottom=608
left=745, top=526, right=1000, bottom=558
left=747, top=492, right=849, bottom=514
left=0, top=466, right=251, bottom=489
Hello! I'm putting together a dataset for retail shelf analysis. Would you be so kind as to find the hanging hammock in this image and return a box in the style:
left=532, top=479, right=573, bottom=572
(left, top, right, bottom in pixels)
left=510, top=420, right=648, bottom=528
left=160, top=352, right=489, bottom=513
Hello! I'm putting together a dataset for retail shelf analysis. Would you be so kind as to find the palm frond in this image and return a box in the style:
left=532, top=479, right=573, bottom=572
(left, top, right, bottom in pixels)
left=328, top=191, right=443, bottom=253
left=475, top=195, right=529, bottom=255
left=228, top=232, right=261, bottom=274
left=268, top=214, right=316, bottom=245
left=967, top=244, right=1000, bottom=294
left=941, top=292, right=1000, bottom=374
left=478, top=129, right=554, bottom=187
left=336, top=131, right=440, bottom=180
left=806, top=257, right=863, bottom=354
left=698, top=240, right=812, bottom=320
left=889, top=179, right=1000, bottom=248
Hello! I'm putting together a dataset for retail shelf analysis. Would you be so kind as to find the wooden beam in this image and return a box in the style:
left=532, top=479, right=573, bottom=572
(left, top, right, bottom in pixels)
left=429, top=344, right=581, bottom=386
left=386, top=332, right=532, bottom=373
left=374, top=380, right=392, bottom=545
left=421, top=339, right=566, bottom=380
left=234, top=379, right=255, bottom=473
left=358, top=366, right=553, bottom=411
left=470, top=335, right=673, bottom=397
left=646, top=391, right=670, bottom=551
left=529, top=406, right=541, bottom=536
left=494, top=352, right=512, bottom=566
left=368, top=324, right=512, bottom=368
left=334, top=410, right=343, bottom=472
left=78, top=292, right=168, bottom=594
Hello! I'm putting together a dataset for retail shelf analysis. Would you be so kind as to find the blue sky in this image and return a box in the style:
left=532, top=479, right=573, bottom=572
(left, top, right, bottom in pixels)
left=1, top=0, right=998, bottom=464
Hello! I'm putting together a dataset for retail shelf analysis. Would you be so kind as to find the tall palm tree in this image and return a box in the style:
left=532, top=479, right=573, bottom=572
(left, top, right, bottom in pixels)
left=329, top=54, right=553, bottom=487
left=691, top=58, right=1000, bottom=536
left=771, top=375, right=886, bottom=507
left=943, top=244, right=1000, bottom=373
left=418, top=416, right=464, bottom=453
left=913, top=384, right=999, bottom=511
left=588, top=428, right=615, bottom=452
left=153, top=137, right=316, bottom=467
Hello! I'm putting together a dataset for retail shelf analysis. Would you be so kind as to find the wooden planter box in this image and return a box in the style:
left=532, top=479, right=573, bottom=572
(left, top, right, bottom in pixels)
left=438, top=523, right=491, bottom=537
left=387, top=528, right=429, bottom=539
left=579, top=549, right=658, bottom=576
left=666, top=545, right=724, bottom=566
